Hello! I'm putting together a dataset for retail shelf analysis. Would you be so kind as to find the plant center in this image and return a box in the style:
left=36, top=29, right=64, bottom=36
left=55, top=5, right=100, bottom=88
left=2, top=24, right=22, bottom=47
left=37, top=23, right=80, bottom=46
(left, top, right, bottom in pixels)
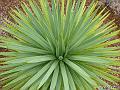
left=58, top=56, right=64, bottom=60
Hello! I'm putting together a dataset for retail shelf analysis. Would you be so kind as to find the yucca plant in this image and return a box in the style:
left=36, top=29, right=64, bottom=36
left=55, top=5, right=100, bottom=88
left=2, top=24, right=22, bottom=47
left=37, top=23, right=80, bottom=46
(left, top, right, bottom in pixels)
left=0, top=0, right=120, bottom=90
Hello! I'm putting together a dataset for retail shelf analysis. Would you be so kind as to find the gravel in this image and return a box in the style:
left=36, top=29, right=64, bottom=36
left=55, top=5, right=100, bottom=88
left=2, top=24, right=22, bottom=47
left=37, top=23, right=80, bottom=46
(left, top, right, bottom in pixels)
left=98, top=0, right=120, bottom=15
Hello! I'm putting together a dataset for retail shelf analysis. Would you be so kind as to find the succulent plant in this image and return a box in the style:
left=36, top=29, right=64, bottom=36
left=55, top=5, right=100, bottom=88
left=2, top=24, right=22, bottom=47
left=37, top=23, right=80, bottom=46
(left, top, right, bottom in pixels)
left=0, top=0, right=120, bottom=90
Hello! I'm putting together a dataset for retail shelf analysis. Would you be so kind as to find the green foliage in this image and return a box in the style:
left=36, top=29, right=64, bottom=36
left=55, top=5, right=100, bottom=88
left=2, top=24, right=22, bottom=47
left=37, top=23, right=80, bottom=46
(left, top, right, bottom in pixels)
left=0, top=0, right=120, bottom=90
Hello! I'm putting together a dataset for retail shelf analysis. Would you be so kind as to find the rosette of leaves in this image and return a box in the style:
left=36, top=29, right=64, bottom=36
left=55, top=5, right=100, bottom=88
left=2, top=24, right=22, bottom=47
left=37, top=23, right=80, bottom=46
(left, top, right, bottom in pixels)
left=0, top=0, right=120, bottom=90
